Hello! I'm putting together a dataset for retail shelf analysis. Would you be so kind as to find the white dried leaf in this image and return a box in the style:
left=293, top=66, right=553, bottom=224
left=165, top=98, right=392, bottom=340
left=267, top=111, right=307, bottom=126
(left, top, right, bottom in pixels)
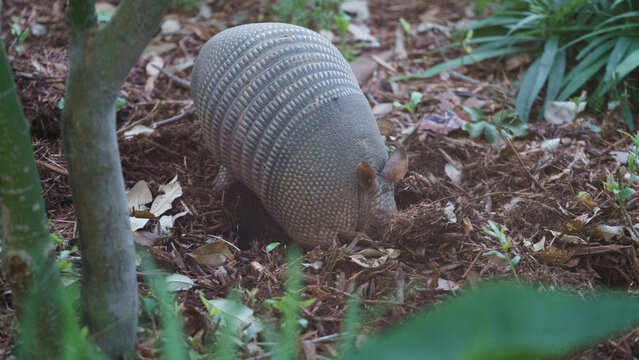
left=544, top=101, right=586, bottom=124
left=166, top=273, right=194, bottom=291
left=159, top=210, right=188, bottom=234
left=145, top=55, right=164, bottom=78
left=127, top=180, right=152, bottom=212
left=348, top=23, right=380, bottom=47
left=443, top=201, right=457, bottom=223
left=341, top=0, right=370, bottom=21
left=541, top=138, right=561, bottom=152
left=444, top=163, right=462, bottom=185
left=161, top=18, right=181, bottom=35
left=129, top=217, right=149, bottom=232
left=150, top=175, right=183, bottom=217
left=124, top=125, right=154, bottom=140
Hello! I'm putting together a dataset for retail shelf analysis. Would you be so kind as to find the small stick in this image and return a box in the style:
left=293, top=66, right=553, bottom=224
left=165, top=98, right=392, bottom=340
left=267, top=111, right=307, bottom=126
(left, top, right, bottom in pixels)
left=498, top=127, right=547, bottom=191
left=152, top=64, right=191, bottom=89
left=152, top=107, right=195, bottom=128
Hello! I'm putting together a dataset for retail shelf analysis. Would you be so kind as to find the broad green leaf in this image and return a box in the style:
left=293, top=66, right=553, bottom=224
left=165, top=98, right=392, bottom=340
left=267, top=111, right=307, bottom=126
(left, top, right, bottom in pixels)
left=390, top=46, right=531, bottom=81
left=617, top=187, right=635, bottom=202
left=484, top=123, right=501, bottom=143
left=516, top=36, right=558, bottom=122
left=462, top=122, right=487, bottom=138
left=342, top=283, right=639, bottom=360
left=511, top=255, right=521, bottom=264
left=463, top=107, right=485, bottom=122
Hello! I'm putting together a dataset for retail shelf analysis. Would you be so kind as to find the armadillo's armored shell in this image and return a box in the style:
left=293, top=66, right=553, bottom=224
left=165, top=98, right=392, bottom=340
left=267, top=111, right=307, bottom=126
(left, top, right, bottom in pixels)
left=191, top=23, right=388, bottom=247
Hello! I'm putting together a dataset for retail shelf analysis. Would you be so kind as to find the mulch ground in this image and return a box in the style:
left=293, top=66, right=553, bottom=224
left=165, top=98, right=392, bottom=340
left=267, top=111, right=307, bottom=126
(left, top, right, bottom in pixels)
left=2, top=0, right=639, bottom=358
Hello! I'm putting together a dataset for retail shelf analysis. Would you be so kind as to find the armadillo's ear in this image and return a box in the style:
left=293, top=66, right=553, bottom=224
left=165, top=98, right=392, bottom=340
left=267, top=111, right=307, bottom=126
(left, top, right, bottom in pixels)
left=381, top=147, right=408, bottom=182
left=357, top=161, right=377, bottom=192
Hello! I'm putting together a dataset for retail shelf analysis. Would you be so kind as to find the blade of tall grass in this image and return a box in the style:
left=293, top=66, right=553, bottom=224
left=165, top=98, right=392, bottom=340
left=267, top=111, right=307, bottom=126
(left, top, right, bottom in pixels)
left=506, top=13, right=545, bottom=34
left=614, top=48, right=639, bottom=81
left=390, top=46, right=532, bottom=81
left=591, top=38, right=638, bottom=101
left=336, top=293, right=361, bottom=356
left=557, top=56, right=608, bottom=101
left=577, top=33, right=616, bottom=61
left=595, top=11, right=639, bottom=30
left=544, top=49, right=566, bottom=105
left=516, top=36, right=558, bottom=122
left=560, top=23, right=639, bottom=51
left=139, top=252, right=188, bottom=360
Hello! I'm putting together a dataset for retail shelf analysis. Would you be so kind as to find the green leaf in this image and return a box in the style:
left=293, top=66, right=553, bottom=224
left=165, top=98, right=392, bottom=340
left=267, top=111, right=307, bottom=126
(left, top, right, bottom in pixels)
left=576, top=33, right=615, bottom=61
left=506, top=13, right=544, bottom=35
left=462, top=122, right=486, bottom=138
left=516, top=36, right=558, bottom=122
left=342, top=283, right=639, bottom=360
left=614, top=48, right=639, bottom=82
left=18, top=28, right=29, bottom=44
left=115, top=97, right=126, bottom=112
left=484, top=250, right=506, bottom=259
left=334, top=15, right=349, bottom=33
left=390, top=46, right=531, bottom=81
left=409, top=92, right=423, bottom=111
left=557, top=56, right=608, bottom=101
left=595, top=11, right=639, bottom=30
left=544, top=49, right=566, bottom=105
left=399, top=18, right=411, bottom=34
left=463, top=107, right=485, bottom=122
left=483, top=123, right=501, bottom=143
left=141, top=297, right=156, bottom=317
left=617, top=187, right=635, bottom=203
left=265, top=242, right=281, bottom=253
left=511, top=255, right=521, bottom=265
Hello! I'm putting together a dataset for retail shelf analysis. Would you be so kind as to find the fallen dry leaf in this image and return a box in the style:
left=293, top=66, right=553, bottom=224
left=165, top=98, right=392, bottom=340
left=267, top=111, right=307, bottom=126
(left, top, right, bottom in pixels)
left=190, top=239, right=235, bottom=267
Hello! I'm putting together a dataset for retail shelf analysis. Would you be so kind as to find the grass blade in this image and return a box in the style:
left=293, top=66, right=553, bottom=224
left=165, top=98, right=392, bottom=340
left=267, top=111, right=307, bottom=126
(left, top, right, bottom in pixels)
left=390, top=46, right=530, bottom=81
left=516, top=36, right=558, bottom=122
left=544, top=49, right=566, bottom=105
left=558, top=56, right=607, bottom=101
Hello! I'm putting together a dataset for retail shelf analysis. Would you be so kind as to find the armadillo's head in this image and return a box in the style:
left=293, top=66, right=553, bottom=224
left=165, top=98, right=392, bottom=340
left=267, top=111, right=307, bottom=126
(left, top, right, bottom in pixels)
left=356, top=147, right=409, bottom=235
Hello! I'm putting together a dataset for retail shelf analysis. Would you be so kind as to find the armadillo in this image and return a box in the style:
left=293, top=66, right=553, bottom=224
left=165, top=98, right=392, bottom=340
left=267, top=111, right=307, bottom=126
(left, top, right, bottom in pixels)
left=191, top=22, right=408, bottom=248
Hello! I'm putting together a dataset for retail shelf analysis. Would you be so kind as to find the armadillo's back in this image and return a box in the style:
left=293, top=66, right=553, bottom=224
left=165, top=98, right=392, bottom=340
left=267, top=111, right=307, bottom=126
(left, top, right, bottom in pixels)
left=191, top=23, right=387, bottom=247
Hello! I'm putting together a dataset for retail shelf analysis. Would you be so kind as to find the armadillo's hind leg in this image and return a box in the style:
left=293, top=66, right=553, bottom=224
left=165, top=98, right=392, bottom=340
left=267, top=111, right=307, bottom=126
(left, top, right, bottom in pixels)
left=213, top=166, right=237, bottom=193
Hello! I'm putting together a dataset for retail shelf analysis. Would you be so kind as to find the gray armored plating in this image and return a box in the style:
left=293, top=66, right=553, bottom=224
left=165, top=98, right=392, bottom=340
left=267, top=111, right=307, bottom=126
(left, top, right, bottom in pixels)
left=191, top=23, right=408, bottom=248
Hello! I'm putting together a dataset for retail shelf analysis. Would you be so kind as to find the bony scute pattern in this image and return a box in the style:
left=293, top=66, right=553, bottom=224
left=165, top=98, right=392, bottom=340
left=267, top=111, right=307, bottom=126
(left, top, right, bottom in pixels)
left=192, top=23, right=408, bottom=248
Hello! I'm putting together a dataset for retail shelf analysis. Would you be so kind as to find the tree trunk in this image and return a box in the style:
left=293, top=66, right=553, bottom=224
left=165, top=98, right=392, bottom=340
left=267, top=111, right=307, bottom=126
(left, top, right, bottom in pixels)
left=0, top=43, right=64, bottom=358
left=62, top=1, right=171, bottom=357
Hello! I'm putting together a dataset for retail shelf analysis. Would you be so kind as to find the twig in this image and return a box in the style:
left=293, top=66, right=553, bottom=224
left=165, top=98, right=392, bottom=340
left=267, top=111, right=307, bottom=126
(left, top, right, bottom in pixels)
left=152, top=64, right=191, bottom=89
left=152, top=107, right=195, bottom=128
left=498, top=127, right=547, bottom=192
left=117, top=101, right=162, bottom=134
